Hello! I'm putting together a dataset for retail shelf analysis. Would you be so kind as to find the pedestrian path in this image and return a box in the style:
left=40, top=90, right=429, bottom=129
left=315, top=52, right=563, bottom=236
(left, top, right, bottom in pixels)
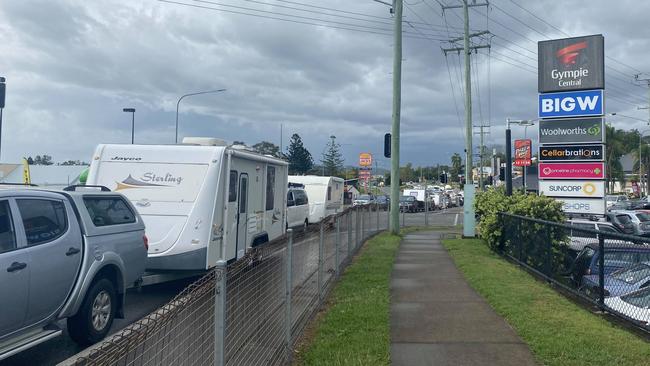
left=390, top=231, right=537, bottom=366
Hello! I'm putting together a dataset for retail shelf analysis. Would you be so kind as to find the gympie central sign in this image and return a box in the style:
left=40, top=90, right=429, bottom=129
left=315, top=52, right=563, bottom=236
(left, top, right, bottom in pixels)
left=538, top=118, right=604, bottom=144
left=539, top=144, right=604, bottom=162
left=538, top=35, right=604, bottom=93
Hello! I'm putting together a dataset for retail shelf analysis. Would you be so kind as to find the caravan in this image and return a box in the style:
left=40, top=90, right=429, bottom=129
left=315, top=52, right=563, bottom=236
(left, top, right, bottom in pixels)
left=288, top=175, right=344, bottom=223
left=86, top=138, right=288, bottom=271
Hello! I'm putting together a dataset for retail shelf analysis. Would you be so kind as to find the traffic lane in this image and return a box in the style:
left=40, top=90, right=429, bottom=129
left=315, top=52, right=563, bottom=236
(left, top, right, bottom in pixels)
left=2, top=278, right=196, bottom=366
left=399, top=206, right=463, bottom=227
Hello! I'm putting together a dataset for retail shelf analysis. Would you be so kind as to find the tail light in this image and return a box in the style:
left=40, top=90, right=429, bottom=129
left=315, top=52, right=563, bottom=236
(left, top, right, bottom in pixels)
left=143, top=235, right=149, bottom=251
left=586, top=268, right=591, bottom=275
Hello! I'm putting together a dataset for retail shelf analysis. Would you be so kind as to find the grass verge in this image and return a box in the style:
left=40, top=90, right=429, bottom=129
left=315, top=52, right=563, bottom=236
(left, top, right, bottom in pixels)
left=443, top=238, right=650, bottom=366
left=294, top=232, right=401, bottom=366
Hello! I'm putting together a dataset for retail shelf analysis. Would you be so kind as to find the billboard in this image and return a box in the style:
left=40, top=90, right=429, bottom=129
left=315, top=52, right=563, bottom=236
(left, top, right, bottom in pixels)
left=538, top=118, right=604, bottom=144
left=513, top=139, right=532, bottom=167
left=359, top=153, right=373, bottom=167
left=539, top=180, right=605, bottom=198
left=538, top=144, right=604, bottom=162
left=538, top=35, right=604, bottom=93
left=557, top=197, right=606, bottom=215
left=539, top=162, right=605, bottom=179
left=539, top=89, right=603, bottom=118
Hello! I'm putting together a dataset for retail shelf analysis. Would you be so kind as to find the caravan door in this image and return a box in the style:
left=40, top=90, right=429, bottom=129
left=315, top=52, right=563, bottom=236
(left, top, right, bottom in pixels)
left=236, top=174, right=249, bottom=259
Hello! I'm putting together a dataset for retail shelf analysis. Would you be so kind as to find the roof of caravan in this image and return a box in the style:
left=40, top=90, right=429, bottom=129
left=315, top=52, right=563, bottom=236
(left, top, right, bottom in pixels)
left=288, top=175, right=344, bottom=185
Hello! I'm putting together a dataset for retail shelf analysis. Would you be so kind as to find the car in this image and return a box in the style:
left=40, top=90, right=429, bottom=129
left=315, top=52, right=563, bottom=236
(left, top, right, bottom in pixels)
left=286, top=184, right=309, bottom=230
left=353, top=194, right=374, bottom=206
left=604, top=212, right=636, bottom=235
left=608, top=210, right=650, bottom=237
left=566, top=219, right=629, bottom=252
left=399, top=195, right=422, bottom=213
left=606, top=194, right=629, bottom=209
left=0, top=187, right=147, bottom=360
left=375, top=195, right=389, bottom=211
left=568, top=243, right=650, bottom=287
left=581, top=262, right=650, bottom=299
left=605, top=286, right=650, bottom=325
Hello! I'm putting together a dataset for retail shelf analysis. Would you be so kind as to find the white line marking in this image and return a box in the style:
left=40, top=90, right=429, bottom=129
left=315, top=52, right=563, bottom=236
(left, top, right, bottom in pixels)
left=454, top=213, right=459, bottom=226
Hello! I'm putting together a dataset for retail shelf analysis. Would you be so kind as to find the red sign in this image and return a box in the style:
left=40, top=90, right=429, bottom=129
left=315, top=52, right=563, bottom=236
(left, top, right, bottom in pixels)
left=359, top=153, right=373, bottom=167
left=513, top=139, right=532, bottom=167
left=538, top=162, right=605, bottom=179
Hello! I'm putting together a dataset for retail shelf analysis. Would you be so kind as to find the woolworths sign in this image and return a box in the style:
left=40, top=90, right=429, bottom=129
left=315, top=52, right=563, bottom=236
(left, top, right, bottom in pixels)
left=538, top=118, right=604, bottom=144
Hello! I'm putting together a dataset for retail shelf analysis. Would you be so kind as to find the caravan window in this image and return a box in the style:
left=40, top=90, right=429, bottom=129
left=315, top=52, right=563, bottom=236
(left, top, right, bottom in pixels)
left=327, top=186, right=332, bottom=201
left=266, top=166, right=276, bottom=210
left=229, top=170, right=238, bottom=202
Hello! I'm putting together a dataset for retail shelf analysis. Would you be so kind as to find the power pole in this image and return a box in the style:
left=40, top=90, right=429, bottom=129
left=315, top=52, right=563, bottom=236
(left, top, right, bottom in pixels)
left=373, top=0, right=403, bottom=234
left=442, top=0, right=489, bottom=237
left=473, top=123, right=490, bottom=191
left=635, top=74, right=650, bottom=196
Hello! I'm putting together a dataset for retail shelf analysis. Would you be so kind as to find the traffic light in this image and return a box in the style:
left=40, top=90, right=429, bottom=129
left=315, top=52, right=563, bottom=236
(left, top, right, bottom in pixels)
left=384, top=133, right=391, bottom=158
left=439, top=172, right=448, bottom=184
left=499, top=167, right=505, bottom=181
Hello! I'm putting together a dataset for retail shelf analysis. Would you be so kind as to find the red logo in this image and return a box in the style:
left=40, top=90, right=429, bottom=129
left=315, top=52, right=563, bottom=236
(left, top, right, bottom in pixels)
left=556, top=41, right=587, bottom=66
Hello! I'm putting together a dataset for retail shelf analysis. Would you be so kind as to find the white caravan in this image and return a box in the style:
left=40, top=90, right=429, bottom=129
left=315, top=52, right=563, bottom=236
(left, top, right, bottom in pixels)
left=288, top=175, right=344, bottom=223
left=86, top=138, right=288, bottom=270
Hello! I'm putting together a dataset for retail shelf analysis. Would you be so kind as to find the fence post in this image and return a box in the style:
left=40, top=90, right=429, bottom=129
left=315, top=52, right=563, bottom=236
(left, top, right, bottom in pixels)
left=318, top=221, right=324, bottom=302
left=517, top=218, right=523, bottom=263
left=498, top=213, right=506, bottom=253
left=425, top=198, right=429, bottom=226
left=214, top=260, right=227, bottom=366
left=285, top=229, right=293, bottom=364
left=401, top=209, right=405, bottom=228
left=347, top=210, right=353, bottom=259
left=356, top=208, right=361, bottom=250
left=545, top=226, right=552, bottom=279
left=598, top=234, right=605, bottom=310
left=376, top=203, right=380, bottom=232
left=335, top=215, right=340, bottom=278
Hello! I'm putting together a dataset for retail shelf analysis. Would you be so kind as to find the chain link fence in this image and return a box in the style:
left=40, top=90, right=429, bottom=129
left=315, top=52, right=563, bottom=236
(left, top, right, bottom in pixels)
left=68, top=204, right=389, bottom=366
left=499, top=212, right=650, bottom=333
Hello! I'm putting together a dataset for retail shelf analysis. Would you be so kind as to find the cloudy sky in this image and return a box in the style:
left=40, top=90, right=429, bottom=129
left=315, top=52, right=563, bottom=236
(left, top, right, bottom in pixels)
left=0, top=0, right=648, bottom=169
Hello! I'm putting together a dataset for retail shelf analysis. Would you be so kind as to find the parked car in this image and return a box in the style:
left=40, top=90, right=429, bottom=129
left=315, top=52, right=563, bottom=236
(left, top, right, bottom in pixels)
left=604, top=212, right=636, bottom=235
left=581, top=262, right=650, bottom=299
left=566, top=219, right=628, bottom=252
left=568, top=243, right=650, bottom=286
left=399, top=195, right=422, bottom=213
left=608, top=210, right=650, bottom=237
left=353, top=194, right=374, bottom=206
left=605, top=286, right=650, bottom=325
left=0, top=187, right=147, bottom=360
left=375, top=195, right=389, bottom=211
left=286, top=184, right=309, bottom=230
left=606, top=194, right=629, bottom=209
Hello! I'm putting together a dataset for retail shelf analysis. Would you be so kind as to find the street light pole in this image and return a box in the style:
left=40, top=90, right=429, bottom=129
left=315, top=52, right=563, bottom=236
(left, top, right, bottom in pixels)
left=505, top=119, right=513, bottom=196
left=175, top=89, right=226, bottom=144
left=123, top=108, right=135, bottom=144
left=0, top=77, right=6, bottom=162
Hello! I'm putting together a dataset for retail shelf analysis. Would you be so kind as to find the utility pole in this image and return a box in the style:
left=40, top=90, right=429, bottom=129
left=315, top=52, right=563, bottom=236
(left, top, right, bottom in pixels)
left=442, top=0, right=489, bottom=238
left=635, top=74, right=650, bottom=196
left=473, top=123, right=490, bottom=191
left=373, top=0, right=403, bottom=234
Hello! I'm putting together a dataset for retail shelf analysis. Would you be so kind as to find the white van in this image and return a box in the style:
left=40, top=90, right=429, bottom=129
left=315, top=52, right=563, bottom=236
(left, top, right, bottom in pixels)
left=86, top=138, right=288, bottom=270
left=286, top=183, right=310, bottom=230
left=288, top=175, right=344, bottom=223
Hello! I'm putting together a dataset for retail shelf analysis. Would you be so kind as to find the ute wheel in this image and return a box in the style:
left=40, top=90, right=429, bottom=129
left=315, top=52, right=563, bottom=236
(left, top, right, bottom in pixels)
left=68, top=278, right=116, bottom=346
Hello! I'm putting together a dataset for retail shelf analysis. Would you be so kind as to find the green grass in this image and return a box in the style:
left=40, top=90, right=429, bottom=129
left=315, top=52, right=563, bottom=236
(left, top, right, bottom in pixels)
left=443, top=238, right=650, bottom=366
left=295, top=232, right=401, bottom=366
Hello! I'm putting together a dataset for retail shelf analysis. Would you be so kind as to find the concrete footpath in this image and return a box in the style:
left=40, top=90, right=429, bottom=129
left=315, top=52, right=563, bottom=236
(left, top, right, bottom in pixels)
left=390, top=231, right=537, bottom=366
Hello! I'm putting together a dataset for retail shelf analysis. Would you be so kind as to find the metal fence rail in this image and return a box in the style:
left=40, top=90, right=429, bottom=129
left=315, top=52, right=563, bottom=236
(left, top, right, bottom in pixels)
left=499, top=212, right=650, bottom=333
left=69, top=204, right=389, bottom=366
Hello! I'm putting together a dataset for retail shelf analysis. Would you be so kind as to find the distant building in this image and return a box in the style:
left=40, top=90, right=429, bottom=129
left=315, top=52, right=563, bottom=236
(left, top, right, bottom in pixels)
left=0, top=164, right=88, bottom=189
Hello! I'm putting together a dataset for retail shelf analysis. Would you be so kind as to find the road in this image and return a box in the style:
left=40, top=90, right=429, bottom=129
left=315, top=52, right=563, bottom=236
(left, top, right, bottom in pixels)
left=2, top=206, right=461, bottom=366
left=1, top=278, right=197, bottom=366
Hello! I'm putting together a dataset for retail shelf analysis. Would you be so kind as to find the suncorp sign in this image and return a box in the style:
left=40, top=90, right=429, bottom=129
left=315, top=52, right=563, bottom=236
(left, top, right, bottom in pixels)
left=539, top=90, right=603, bottom=118
left=539, top=180, right=605, bottom=198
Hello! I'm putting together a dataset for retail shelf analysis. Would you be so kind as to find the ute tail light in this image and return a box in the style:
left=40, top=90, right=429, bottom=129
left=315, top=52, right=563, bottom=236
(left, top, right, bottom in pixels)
left=143, top=235, right=149, bottom=251
left=586, top=268, right=591, bottom=275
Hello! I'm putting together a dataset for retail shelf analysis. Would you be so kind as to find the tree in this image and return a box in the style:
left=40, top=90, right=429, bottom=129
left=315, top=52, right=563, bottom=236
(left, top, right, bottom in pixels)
left=233, top=140, right=245, bottom=145
left=252, top=141, right=281, bottom=158
left=321, top=137, right=344, bottom=176
left=26, top=156, right=34, bottom=165
left=32, top=154, right=54, bottom=165
left=286, top=134, right=313, bottom=174
left=59, top=160, right=88, bottom=166
left=450, top=153, right=462, bottom=182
